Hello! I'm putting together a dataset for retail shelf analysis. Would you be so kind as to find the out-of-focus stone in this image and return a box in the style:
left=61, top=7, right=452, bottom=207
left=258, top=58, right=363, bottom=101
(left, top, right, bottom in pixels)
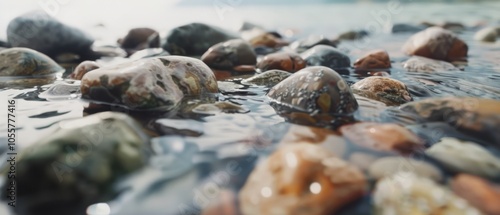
left=256, top=52, right=306, bottom=73
left=452, top=174, right=500, bottom=215
left=351, top=76, right=412, bottom=106
left=353, top=50, right=391, bottom=70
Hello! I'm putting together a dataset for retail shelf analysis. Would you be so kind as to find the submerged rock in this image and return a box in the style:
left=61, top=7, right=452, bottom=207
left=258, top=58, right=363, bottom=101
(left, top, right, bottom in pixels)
left=69, top=61, right=100, bottom=80
left=474, top=27, right=497, bottom=42
left=399, top=97, right=500, bottom=143
left=374, top=173, right=482, bottom=215
left=403, top=56, right=459, bottom=72
left=426, top=137, right=500, bottom=179
left=402, top=27, right=468, bottom=62
left=368, top=157, right=442, bottom=182
left=301, top=45, right=351, bottom=71
left=162, top=23, right=239, bottom=56
left=351, top=76, right=412, bottom=106
left=201, top=39, right=256, bottom=70
left=267, top=66, right=358, bottom=127
left=81, top=56, right=218, bottom=110
left=289, top=35, right=338, bottom=53
left=239, top=143, right=366, bottom=215
left=340, top=122, right=424, bottom=155
left=256, top=52, right=306, bottom=73
left=452, top=174, right=500, bottom=215
left=353, top=50, right=391, bottom=70
left=192, top=101, right=249, bottom=114
left=241, top=69, right=291, bottom=87
left=7, top=11, right=97, bottom=60
left=0, top=112, right=149, bottom=213
left=118, top=27, right=160, bottom=54
left=0, top=48, right=63, bottom=88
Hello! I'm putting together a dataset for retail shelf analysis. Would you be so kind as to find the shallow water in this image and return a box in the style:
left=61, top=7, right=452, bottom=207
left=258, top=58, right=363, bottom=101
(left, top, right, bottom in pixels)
left=1, top=1, right=500, bottom=215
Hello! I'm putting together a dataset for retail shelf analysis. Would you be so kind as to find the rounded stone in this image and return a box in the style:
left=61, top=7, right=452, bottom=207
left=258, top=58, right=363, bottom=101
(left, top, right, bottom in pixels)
left=267, top=66, right=358, bottom=127
left=351, top=76, right=412, bottom=106
left=249, top=33, right=288, bottom=48
left=426, top=137, right=500, bottom=179
left=402, top=26, right=468, bottom=62
left=336, top=30, right=369, bottom=41
left=256, top=52, right=306, bottom=73
left=69, top=61, right=100, bottom=80
left=391, top=23, right=427, bottom=33
left=474, top=27, right=497, bottom=43
left=403, top=56, right=458, bottom=72
left=0, top=47, right=64, bottom=77
left=300, top=45, right=351, bottom=70
left=162, top=22, right=239, bottom=56
left=368, top=157, right=442, bottom=182
left=353, top=50, right=391, bottom=70
left=118, top=27, right=160, bottom=52
left=239, top=143, right=366, bottom=215
left=201, top=39, right=256, bottom=70
left=241, top=69, right=291, bottom=87
left=452, top=174, right=500, bottom=215
left=374, top=173, right=482, bottom=215
left=340, top=122, right=424, bottom=155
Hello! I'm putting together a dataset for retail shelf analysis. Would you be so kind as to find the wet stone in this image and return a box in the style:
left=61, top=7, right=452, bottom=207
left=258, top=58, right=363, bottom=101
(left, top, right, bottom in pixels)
left=0, top=112, right=150, bottom=212
left=129, top=48, right=170, bottom=60
left=351, top=76, right=413, bottom=106
left=201, top=39, right=257, bottom=70
left=474, top=27, right=497, bottom=42
left=239, top=143, right=367, bottom=215
left=241, top=69, right=291, bottom=87
left=192, top=101, right=249, bottom=114
left=368, top=157, right=442, bottom=182
left=403, top=26, right=468, bottom=62
left=426, top=137, right=500, bottom=179
left=69, top=61, right=100, bottom=80
left=163, top=23, right=239, bottom=56
left=301, top=45, right=351, bottom=71
left=118, top=27, right=160, bottom=55
left=256, top=52, right=306, bottom=73
left=391, top=23, right=427, bottom=33
left=374, top=173, right=482, bottom=215
left=403, top=56, right=459, bottom=72
left=7, top=11, right=97, bottom=60
left=267, top=66, right=358, bottom=127
left=289, top=35, right=338, bottom=53
left=353, top=50, right=391, bottom=70
left=81, top=56, right=218, bottom=110
left=249, top=33, right=289, bottom=48
left=452, top=174, right=500, bottom=215
left=340, top=122, right=424, bottom=156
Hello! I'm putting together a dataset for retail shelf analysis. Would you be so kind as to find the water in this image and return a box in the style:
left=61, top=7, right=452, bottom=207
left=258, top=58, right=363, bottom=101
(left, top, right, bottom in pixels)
left=1, top=1, right=500, bottom=215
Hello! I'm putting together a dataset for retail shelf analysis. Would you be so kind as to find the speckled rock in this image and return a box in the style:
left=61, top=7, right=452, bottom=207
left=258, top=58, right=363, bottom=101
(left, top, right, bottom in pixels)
left=81, top=56, right=218, bottom=110
left=452, top=174, right=500, bottom=215
left=249, top=33, right=288, bottom=48
left=0, top=48, right=64, bottom=88
left=400, top=97, right=500, bottom=143
left=257, top=52, right=306, bottom=73
left=368, top=157, right=442, bottom=182
left=403, top=27, right=468, bottom=62
left=340, top=122, right=424, bottom=155
left=290, top=35, right=338, bottom=53
left=267, top=66, right=358, bottom=127
left=403, top=56, right=459, bottom=72
left=374, top=173, right=482, bottom=215
left=301, top=45, right=351, bottom=70
left=351, top=76, right=412, bottom=106
left=162, top=23, right=239, bottom=56
left=474, top=27, right=497, bottom=42
left=242, top=69, right=291, bottom=87
left=0, top=112, right=149, bottom=212
left=118, top=28, right=160, bottom=54
left=239, top=143, right=366, bottom=215
left=426, top=137, right=500, bottom=179
left=69, top=61, right=100, bottom=80
left=201, top=39, right=256, bottom=70
left=129, top=48, right=170, bottom=60
left=391, top=23, right=427, bottom=33
left=353, top=50, right=391, bottom=70
left=7, top=11, right=97, bottom=60
left=335, top=30, right=369, bottom=41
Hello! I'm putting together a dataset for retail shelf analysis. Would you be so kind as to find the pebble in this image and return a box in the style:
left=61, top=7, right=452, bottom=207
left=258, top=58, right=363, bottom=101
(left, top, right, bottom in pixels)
left=256, top=52, right=306, bottom=73
left=201, top=39, right=256, bottom=70
left=391, top=23, right=427, bottom=33
left=239, top=143, right=366, bottom=215
left=69, top=61, right=100, bottom=80
left=267, top=66, right=358, bottom=127
left=426, top=137, right=500, bottom=179
left=452, top=174, right=500, bottom=215
left=351, top=76, right=413, bottom=106
left=403, top=56, right=459, bottom=72
left=249, top=33, right=289, bottom=48
left=474, top=27, right=497, bottom=42
left=368, top=156, right=442, bottom=182
left=300, top=45, right=351, bottom=71
left=7, top=11, right=97, bottom=60
left=353, top=50, right=391, bottom=70
left=81, top=56, right=218, bottom=110
left=118, top=27, right=160, bottom=54
left=335, top=30, right=369, bottom=41
left=402, top=26, right=468, bottom=62
left=163, top=22, right=239, bottom=56
left=373, top=173, right=482, bottom=215
left=290, top=35, right=338, bottom=53
left=340, top=122, right=424, bottom=155
left=241, top=69, right=291, bottom=87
